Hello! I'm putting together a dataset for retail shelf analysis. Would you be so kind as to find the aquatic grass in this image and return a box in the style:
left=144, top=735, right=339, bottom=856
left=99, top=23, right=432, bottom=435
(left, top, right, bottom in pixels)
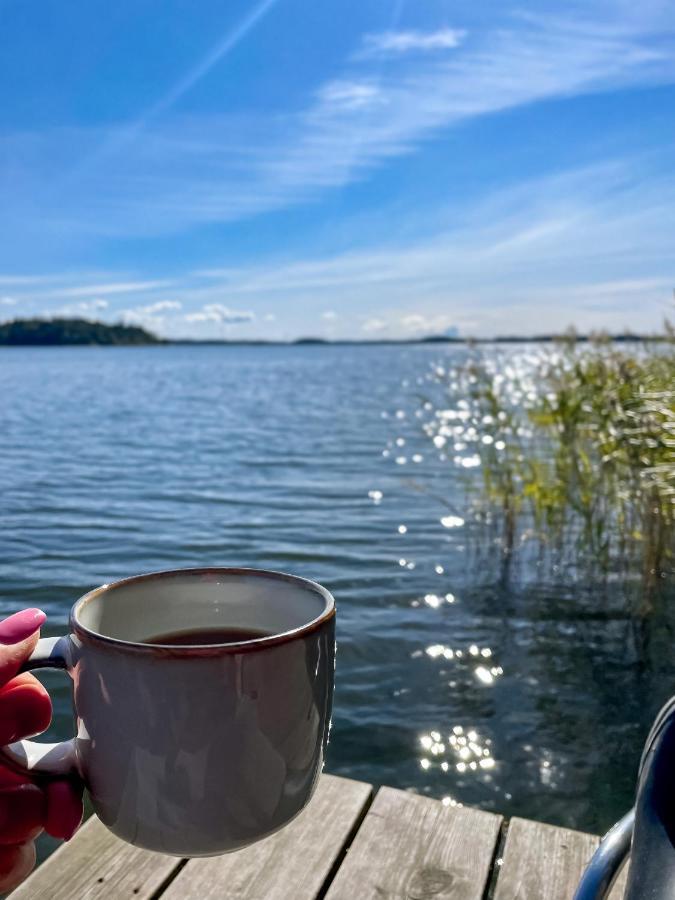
left=423, top=337, right=675, bottom=615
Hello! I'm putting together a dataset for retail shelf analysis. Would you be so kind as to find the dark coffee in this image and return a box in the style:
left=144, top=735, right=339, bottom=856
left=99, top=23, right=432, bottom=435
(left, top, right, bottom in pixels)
left=143, top=626, right=272, bottom=646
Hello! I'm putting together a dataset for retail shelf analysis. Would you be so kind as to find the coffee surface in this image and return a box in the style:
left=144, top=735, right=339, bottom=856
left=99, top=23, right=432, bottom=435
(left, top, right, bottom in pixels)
left=143, top=626, right=271, bottom=645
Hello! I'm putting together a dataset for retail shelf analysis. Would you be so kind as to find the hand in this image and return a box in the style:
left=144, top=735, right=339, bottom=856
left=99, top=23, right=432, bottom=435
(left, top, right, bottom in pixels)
left=0, top=609, right=83, bottom=892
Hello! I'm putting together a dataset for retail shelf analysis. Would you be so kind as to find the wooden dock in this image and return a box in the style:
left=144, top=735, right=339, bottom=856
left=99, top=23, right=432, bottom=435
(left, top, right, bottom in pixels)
left=8, top=774, right=628, bottom=899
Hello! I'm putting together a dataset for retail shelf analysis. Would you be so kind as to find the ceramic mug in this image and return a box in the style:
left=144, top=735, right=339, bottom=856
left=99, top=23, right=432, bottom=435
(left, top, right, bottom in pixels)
left=0, top=567, right=335, bottom=856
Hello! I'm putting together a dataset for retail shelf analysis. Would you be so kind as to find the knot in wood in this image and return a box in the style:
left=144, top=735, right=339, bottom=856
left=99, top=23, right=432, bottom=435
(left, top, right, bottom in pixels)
left=406, top=866, right=455, bottom=898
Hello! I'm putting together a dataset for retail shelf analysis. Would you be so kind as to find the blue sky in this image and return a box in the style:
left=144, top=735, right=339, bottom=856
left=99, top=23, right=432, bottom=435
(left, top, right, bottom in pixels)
left=1, top=0, right=674, bottom=338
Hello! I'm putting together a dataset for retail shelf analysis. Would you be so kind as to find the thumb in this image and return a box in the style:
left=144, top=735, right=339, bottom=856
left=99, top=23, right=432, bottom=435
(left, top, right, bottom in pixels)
left=0, top=610, right=46, bottom=687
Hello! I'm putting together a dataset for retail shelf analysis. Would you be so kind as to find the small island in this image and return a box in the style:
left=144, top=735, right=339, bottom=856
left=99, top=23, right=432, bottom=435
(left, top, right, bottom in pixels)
left=0, top=317, right=162, bottom=346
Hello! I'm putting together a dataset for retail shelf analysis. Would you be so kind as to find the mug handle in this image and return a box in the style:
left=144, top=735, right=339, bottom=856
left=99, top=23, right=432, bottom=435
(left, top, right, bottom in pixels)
left=0, top=637, right=80, bottom=777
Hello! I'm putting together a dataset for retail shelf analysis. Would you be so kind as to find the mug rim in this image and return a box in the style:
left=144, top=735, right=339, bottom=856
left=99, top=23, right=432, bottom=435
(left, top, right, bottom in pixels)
left=71, top=566, right=335, bottom=654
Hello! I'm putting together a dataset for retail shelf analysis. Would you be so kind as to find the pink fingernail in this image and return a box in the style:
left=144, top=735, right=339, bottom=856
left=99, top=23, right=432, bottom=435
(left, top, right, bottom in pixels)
left=0, top=609, right=47, bottom=644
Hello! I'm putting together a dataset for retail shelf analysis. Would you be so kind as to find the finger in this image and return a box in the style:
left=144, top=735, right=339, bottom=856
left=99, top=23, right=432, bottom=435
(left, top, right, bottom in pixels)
left=0, top=765, right=35, bottom=790
left=0, top=841, right=36, bottom=892
left=0, top=610, right=46, bottom=687
left=0, top=783, right=45, bottom=845
left=0, top=675, right=51, bottom=745
left=45, top=779, right=83, bottom=840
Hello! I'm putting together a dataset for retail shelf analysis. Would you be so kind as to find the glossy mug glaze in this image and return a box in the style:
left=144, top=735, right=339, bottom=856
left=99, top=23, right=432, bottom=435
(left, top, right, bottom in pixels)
left=1, top=568, right=335, bottom=856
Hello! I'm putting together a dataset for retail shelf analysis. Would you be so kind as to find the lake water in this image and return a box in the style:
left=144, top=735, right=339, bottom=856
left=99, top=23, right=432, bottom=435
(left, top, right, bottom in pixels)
left=1, top=343, right=673, bottom=861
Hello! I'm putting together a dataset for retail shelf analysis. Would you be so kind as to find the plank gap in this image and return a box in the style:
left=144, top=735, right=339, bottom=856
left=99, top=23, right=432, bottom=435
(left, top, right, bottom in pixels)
left=148, top=857, right=189, bottom=900
left=314, top=784, right=376, bottom=900
left=483, top=819, right=510, bottom=900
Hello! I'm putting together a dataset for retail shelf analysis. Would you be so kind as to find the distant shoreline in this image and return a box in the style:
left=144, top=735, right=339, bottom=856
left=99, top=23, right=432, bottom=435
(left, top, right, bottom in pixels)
left=0, top=317, right=670, bottom=346
left=170, top=334, right=659, bottom=346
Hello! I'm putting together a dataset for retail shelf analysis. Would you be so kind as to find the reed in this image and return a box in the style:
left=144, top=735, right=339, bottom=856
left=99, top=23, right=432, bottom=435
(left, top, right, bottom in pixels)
left=427, top=336, right=674, bottom=615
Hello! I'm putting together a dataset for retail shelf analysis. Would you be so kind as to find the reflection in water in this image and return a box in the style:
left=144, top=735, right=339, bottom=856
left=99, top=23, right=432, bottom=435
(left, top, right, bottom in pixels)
left=370, top=343, right=673, bottom=834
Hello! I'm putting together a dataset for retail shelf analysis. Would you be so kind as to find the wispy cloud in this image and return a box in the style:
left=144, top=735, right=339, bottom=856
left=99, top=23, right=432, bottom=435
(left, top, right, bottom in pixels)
left=360, top=28, right=466, bottom=57
left=143, top=0, right=280, bottom=124
left=8, top=157, right=672, bottom=337
left=0, top=296, right=17, bottom=306
left=160, top=161, right=675, bottom=336
left=54, top=280, right=172, bottom=298
left=4, top=8, right=674, bottom=241
left=61, top=0, right=282, bottom=180
left=0, top=274, right=77, bottom=286
left=316, top=81, right=382, bottom=110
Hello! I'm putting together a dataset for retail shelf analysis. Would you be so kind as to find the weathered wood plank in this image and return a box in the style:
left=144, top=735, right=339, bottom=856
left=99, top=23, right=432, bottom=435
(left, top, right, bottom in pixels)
left=325, top=787, right=503, bottom=900
left=7, top=814, right=182, bottom=900
left=609, top=862, right=628, bottom=899
left=493, top=817, right=608, bottom=900
left=160, top=773, right=372, bottom=900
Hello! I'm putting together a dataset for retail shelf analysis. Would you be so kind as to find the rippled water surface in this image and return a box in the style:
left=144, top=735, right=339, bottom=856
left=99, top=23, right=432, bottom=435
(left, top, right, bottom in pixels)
left=1, top=344, right=673, bottom=860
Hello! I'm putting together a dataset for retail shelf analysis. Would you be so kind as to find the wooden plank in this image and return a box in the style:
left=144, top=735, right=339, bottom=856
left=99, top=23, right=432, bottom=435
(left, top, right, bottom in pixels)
left=325, top=787, right=503, bottom=900
left=609, top=863, right=628, bottom=899
left=493, top=817, right=604, bottom=900
left=7, top=814, right=182, bottom=900
left=160, top=773, right=372, bottom=900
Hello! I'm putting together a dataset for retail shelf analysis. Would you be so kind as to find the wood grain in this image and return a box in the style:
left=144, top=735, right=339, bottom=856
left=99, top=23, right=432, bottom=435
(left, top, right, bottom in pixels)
left=493, top=817, right=607, bottom=900
left=324, top=786, right=503, bottom=900
left=160, top=773, right=372, bottom=900
left=7, top=814, right=182, bottom=900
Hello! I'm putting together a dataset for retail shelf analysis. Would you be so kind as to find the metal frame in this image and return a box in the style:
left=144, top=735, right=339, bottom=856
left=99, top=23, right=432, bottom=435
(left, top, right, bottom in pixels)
left=575, top=697, right=675, bottom=899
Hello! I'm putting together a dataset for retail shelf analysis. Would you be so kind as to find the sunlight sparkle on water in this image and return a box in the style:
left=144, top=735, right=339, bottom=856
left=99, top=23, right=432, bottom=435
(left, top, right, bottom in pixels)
left=475, top=665, right=503, bottom=685
left=440, top=515, right=464, bottom=528
left=418, top=724, right=496, bottom=777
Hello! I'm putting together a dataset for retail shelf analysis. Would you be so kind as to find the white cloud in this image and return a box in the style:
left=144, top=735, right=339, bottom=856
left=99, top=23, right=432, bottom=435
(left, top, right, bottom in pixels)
left=400, top=314, right=427, bottom=330
left=121, top=299, right=183, bottom=326
left=400, top=313, right=460, bottom=335
left=78, top=299, right=108, bottom=312
left=51, top=298, right=110, bottom=316
left=141, top=300, right=182, bottom=314
left=362, top=317, right=387, bottom=333
left=322, top=310, right=338, bottom=320
left=0, top=296, right=17, bottom=306
left=264, top=312, right=276, bottom=321
left=184, top=304, right=254, bottom=324
left=361, top=29, right=466, bottom=56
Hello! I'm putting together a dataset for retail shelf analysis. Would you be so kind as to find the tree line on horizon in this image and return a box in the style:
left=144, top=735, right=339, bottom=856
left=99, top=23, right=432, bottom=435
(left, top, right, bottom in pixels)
left=0, top=316, right=672, bottom=346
